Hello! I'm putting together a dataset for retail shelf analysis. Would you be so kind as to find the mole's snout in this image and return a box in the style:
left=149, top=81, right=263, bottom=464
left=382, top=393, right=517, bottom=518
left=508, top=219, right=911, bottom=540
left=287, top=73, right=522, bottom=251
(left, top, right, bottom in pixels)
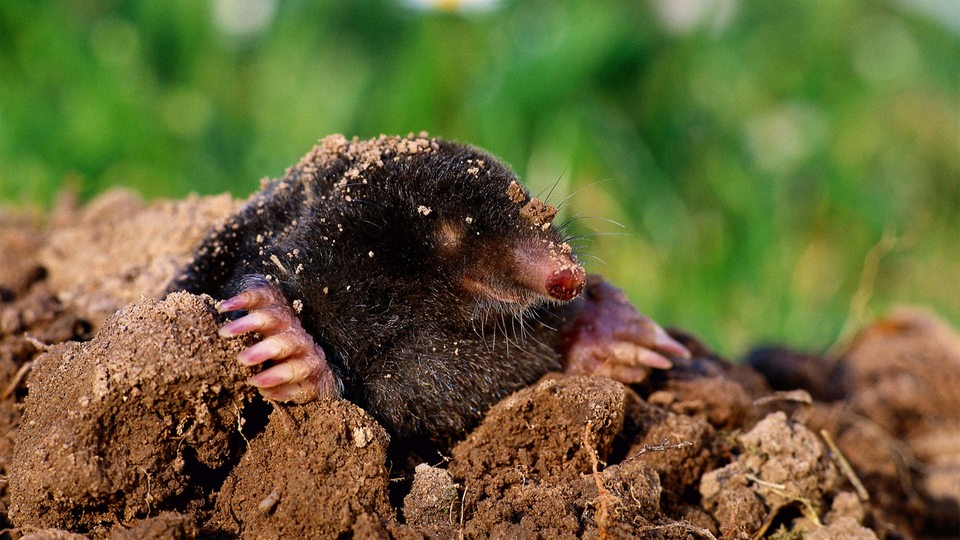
left=546, top=265, right=585, bottom=301
left=508, top=239, right=585, bottom=303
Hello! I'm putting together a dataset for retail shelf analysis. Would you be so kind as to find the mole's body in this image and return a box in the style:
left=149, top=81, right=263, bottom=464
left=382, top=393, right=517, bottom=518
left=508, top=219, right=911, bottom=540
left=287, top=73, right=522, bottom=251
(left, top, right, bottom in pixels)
left=170, top=134, right=687, bottom=443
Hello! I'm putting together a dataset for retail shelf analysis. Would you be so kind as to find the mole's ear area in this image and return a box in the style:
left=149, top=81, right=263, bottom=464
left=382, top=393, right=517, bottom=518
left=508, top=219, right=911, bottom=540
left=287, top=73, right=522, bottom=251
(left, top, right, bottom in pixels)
left=434, top=218, right=465, bottom=253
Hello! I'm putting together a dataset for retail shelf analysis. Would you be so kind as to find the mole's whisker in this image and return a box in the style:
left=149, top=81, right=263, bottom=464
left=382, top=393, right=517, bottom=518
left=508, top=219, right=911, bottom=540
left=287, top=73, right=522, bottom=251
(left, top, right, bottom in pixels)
left=536, top=170, right=566, bottom=206
left=557, top=214, right=627, bottom=231
left=554, top=179, right=613, bottom=210
left=576, top=252, right=610, bottom=270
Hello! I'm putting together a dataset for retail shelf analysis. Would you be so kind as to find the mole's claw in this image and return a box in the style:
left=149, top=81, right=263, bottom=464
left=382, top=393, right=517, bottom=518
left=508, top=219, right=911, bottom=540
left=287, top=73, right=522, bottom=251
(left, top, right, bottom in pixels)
left=220, top=311, right=274, bottom=337
left=635, top=346, right=675, bottom=370
left=648, top=327, right=691, bottom=361
left=237, top=335, right=296, bottom=366
left=219, top=276, right=340, bottom=401
left=217, top=293, right=252, bottom=313
left=258, top=381, right=324, bottom=403
left=248, top=361, right=299, bottom=388
left=217, top=280, right=289, bottom=313
left=250, top=347, right=339, bottom=402
left=257, top=383, right=305, bottom=402
left=562, top=275, right=687, bottom=383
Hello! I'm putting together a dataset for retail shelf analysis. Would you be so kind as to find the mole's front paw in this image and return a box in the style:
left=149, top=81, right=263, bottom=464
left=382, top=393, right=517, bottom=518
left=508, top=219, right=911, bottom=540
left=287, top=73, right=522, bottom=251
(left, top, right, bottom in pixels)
left=562, top=276, right=690, bottom=383
left=217, top=276, right=340, bottom=402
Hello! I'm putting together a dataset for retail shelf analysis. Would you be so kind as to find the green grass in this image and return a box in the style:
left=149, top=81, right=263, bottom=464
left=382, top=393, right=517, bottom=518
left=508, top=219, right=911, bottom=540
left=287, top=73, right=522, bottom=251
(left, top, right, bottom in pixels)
left=1, top=0, right=958, bottom=357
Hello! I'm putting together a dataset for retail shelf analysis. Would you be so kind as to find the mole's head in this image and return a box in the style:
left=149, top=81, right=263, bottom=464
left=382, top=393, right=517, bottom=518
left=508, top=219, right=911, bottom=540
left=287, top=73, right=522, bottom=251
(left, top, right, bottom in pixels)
left=365, top=138, right=585, bottom=317
left=428, top=171, right=584, bottom=314
left=305, top=135, right=584, bottom=320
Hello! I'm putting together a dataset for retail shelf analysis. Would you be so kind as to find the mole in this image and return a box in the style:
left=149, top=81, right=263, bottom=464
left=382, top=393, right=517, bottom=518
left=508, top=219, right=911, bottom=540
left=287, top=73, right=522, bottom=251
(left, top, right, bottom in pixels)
left=169, top=133, right=689, bottom=443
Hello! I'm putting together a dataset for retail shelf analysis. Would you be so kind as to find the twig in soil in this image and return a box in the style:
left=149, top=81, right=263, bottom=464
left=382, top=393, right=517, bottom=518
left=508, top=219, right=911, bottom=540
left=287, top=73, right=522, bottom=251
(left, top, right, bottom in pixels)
left=1, top=360, right=33, bottom=400
left=796, top=496, right=823, bottom=526
left=745, top=473, right=786, bottom=491
left=631, top=437, right=694, bottom=456
left=745, top=472, right=823, bottom=525
left=820, top=429, right=870, bottom=501
left=747, top=475, right=823, bottom=540
left=745, top=477, right=789, bottom=540
left=139, top=466, right=154, bottom=516
left=637, top=522, right=718, bottom=540
left=753, top=500, right=821, bottom=540
left=430, top=451, right=452, bottom=468
left=458, top=483, right=468, bottom=540
left=24, top=333, right=50, bottom=351
left=752, top=389, right=813, bottom=407
left=752, top=506, right=779, bottom=540
left=584, top=420, right=613, bottom=540
left=233, top=403, right=250, bottom=447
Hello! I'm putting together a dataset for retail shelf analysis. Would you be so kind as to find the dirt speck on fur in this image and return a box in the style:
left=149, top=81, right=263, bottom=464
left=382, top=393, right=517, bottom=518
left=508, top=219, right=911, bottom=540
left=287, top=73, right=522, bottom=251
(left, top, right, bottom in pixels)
left=1, top=189, right=959, bottom=539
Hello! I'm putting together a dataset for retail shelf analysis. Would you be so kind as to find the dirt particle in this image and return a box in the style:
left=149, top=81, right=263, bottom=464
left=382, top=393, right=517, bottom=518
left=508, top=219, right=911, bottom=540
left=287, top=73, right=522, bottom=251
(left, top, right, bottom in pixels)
left=269, top=253, right=287, bottom=274
left=402, top=464, right=462, bottom=538
left=451, top=376, right=626, bottom=489
left=352, top=425, right=374, bottom=448
left=520, top=197, right=558, bottom=228
left=505, top=180, right=526, bottom=204
left=110, top=511, right=200, bottom=540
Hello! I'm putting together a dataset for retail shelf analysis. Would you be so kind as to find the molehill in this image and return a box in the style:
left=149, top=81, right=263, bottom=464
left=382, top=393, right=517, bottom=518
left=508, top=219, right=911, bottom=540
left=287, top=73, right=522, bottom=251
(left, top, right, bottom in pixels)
left=1, top=189, right=957, bottom=539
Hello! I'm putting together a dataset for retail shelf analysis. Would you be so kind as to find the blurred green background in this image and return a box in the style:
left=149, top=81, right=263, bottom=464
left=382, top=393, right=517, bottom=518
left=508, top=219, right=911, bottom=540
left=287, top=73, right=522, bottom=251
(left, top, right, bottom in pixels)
left=1, top=0, right=958, bottom=357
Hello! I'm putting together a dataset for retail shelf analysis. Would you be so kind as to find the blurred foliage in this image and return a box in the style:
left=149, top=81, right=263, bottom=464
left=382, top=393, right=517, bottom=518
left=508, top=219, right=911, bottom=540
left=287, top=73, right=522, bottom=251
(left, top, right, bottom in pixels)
left=1, top=0, right=958, bottom=355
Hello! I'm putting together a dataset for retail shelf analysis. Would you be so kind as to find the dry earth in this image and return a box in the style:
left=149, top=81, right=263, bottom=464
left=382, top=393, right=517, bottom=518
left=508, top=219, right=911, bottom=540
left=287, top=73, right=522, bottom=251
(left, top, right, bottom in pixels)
left=1, top=190, right=958, bottom=539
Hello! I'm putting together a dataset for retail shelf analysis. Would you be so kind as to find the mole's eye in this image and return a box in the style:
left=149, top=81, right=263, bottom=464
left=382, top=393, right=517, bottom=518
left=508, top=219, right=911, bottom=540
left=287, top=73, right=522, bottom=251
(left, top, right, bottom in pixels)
left=435, top=219, right=465, bottom=252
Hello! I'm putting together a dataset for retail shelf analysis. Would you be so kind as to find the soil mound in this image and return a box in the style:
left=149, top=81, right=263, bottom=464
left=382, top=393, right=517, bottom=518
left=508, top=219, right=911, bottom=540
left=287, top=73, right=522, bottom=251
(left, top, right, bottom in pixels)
left=1, top=190, right=957, bottom=538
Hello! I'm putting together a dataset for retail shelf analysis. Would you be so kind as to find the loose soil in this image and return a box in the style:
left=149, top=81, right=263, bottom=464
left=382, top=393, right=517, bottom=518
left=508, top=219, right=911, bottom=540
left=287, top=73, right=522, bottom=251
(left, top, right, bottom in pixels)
left=1, top=190, right=957, bottom=539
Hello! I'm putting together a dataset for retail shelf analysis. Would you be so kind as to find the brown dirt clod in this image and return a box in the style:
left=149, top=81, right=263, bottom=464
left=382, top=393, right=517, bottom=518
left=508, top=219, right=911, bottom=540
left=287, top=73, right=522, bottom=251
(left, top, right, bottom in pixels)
left=8, top=292, right=255, bottom=534
left=209, top=399, right=394, bottom=539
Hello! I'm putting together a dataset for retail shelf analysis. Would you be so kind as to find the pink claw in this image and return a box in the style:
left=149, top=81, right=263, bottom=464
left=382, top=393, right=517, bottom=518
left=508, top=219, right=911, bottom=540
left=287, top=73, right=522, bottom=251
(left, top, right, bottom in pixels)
left=218, top=277, right=340, bottom=402
left=562, top=275, right=690, bottom=383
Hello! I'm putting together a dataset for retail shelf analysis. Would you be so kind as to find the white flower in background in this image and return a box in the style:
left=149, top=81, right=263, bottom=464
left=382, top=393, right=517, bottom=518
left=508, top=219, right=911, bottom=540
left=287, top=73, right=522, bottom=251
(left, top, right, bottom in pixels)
left=653, top=0, right=737, bottom=35
left=213, top=0, right=278, bottom=38
left=402, top=0, right=502, bottom=14
left=896, top=0, right=960, bottom=36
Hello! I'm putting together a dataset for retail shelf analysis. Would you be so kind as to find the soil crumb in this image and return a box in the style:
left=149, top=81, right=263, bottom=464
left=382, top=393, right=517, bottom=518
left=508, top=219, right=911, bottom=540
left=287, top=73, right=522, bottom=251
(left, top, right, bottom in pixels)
left=2, top=187, right=959, bottom=538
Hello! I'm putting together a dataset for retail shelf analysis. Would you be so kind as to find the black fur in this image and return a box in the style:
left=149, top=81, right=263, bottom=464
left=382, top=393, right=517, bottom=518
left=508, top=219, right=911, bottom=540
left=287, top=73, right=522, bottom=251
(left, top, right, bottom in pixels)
left=169, top=134, right=581, bottom=443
